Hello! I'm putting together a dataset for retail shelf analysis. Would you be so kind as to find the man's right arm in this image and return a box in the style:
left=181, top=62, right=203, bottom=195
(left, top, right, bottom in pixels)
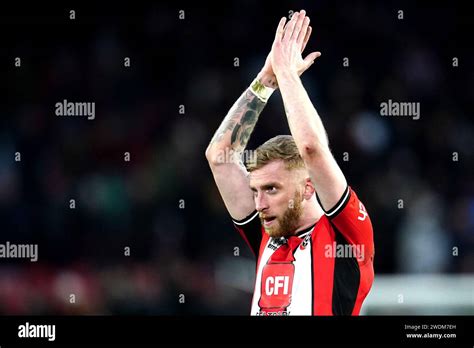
left=205, top=79, right=270, bottom=220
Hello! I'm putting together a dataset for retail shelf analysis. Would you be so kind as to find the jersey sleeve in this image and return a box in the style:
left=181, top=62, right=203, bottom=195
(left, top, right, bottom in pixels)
left=232, top=210, right=263, bottom=257
left=316, top=186, right=374, bottom=264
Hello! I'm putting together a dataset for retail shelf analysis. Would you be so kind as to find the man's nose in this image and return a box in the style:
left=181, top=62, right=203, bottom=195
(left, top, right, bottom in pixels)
left=255, top=193, right=269, bottom=212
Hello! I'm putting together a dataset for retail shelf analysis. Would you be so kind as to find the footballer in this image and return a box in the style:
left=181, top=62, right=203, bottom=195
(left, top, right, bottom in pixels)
left=206, top=10, right=374, bottom=315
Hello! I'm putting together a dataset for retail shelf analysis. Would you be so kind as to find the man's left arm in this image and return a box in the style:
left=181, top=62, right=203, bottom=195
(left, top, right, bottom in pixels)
left=271, top=10, right=346, bottom=210
left=272, top=11, right=374, bottom=260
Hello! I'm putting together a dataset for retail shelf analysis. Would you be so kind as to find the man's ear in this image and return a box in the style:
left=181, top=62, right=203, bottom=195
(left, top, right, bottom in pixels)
left=303, top=177, right=315, bottom=200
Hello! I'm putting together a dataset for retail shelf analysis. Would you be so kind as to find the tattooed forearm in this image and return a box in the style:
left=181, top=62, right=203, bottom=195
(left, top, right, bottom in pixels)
left=210, top=89, right=266, bottom=152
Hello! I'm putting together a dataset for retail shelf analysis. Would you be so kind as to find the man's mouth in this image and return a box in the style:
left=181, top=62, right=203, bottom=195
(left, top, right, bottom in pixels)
left=262, top=216, right=277, bottom=226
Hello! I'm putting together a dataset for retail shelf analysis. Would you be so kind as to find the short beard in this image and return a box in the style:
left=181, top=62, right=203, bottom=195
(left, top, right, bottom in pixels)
left=263, top=191, right=303, bottom=239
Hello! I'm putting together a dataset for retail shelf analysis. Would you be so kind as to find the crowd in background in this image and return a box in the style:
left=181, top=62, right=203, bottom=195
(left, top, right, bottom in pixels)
left=0, top=2, right=472, bottom=314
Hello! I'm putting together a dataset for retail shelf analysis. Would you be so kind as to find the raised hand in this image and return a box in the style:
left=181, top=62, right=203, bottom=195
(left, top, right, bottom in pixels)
left=270, top=10, right=321, bottom=78
left=258, top=11, right=316, bottom=88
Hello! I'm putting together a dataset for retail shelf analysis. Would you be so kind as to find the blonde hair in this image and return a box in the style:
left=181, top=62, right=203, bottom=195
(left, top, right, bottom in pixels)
left=246, top=135, right=305, bottom=172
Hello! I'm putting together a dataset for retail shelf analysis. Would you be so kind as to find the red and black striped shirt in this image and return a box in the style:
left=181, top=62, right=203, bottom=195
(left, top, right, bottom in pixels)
left=232, top=186, right=375, bottom=315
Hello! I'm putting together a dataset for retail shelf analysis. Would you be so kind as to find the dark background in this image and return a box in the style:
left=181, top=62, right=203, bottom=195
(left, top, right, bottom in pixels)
left=0, top=1, right=472, bottom=314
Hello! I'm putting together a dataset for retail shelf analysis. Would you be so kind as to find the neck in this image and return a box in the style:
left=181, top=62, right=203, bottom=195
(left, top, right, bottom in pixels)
left=294, top=195, right=324, bottom=234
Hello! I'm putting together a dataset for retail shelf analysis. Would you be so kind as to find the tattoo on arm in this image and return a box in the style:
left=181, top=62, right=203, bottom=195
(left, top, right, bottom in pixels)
left=210, top=89, right=266, bottom=152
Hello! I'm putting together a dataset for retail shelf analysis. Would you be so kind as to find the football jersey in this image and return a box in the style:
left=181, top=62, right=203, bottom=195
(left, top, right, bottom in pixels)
left=232, top=186, right=374, bottom=315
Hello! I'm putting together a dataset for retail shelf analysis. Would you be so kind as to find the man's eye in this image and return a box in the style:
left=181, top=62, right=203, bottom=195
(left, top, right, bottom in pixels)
left=267, top=187, right=277, bottom=194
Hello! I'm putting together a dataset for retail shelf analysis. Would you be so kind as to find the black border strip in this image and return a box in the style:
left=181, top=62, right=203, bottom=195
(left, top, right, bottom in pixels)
left=2, top=316, right=471, bottom=345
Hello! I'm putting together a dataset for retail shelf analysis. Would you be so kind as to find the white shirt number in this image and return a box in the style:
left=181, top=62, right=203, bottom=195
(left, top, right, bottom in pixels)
left=358, top=202, right=368, bottom=221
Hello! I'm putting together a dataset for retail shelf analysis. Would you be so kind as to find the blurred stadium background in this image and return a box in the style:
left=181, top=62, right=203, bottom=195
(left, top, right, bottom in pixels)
left=0, top=1, right=472, bottom=315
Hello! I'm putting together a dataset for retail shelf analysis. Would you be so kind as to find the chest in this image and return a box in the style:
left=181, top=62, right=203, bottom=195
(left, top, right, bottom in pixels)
left=252, top=234, right=314, bottom=315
